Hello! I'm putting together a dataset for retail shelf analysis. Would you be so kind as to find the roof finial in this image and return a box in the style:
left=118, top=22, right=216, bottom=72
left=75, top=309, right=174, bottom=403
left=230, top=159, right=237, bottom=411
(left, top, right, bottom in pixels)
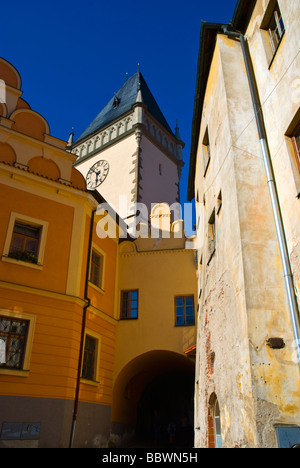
left=68, top=127, right=74, bottom=145
left=175, top=120, right=181, bottom=140
left=66, top=127, right=74, bottom=150
left=125, top=72, right=128, bottom=81
left=137, top=62, right=140, bottom=72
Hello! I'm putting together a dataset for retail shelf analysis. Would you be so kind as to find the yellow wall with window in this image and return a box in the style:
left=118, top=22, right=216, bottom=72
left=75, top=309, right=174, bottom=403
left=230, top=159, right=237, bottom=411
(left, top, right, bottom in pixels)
left=114, top=237, right=198, bottom=380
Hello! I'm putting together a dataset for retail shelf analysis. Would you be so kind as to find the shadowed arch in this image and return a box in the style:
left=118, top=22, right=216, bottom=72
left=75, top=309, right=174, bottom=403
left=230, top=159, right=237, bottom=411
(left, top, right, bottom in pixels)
left=111, top=350, right=195, bottom=444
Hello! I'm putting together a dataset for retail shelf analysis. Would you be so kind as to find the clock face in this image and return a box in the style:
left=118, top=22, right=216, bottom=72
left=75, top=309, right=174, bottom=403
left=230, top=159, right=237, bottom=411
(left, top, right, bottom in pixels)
left=86, top=160, right=109, bottom=189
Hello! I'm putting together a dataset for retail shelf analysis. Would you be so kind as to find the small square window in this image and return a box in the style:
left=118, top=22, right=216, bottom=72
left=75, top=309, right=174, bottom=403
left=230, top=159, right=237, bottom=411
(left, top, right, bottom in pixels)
left=8, top=222, right=41, bottom=264
left=175, top=296, right=195, bottom=326
left=2, top=213, right=48, bottom=268
left=121, top=290, right=138, bottom=319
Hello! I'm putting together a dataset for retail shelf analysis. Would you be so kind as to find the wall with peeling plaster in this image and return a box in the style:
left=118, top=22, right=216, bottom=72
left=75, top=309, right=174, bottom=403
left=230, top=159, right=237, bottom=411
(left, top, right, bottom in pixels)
left=194, top=0, right=300, bottom=448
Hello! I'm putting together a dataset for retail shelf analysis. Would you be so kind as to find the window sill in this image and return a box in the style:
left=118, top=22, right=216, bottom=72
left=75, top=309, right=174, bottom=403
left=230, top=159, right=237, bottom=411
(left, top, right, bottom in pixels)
left=175, top=323, right=195, bottom=327
left=80, top=378, right=100, bottom=387
left=1, top=255, right=43, bottom=270
left=120, top=317, right=138, bottom=321
left=0, top=368, right=30, bottom=377
left=88, top=281, right=105, bottom=295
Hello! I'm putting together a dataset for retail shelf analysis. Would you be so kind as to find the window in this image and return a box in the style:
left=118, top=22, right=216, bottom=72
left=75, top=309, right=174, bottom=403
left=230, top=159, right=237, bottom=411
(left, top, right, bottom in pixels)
left=207, top=209, right=216, bottom=264
left=291, top=123, right=300, bottom=175
left=121, top=290, right=138, bottom=319
left=267, top=3, right=285, bottom=55
left=8, top=222, right=41, bottom=264
left=90, top=249, right=104, bottom=289
left=217, top=190, right=222, bottom=215
left=0, top=315, right=29, bottom=370
left=261, top=1, right=285, bottom=64
left=213, top=399, right=222, bottom=448
left=175, top=296, right=195, bottom=326
left=286, top=110, right=300, bottom=195
left=208, top=394, right=222, bottom=448
left=2, top=213, right=48, bottom=268
left=203, top=127, right=211, bottom=177
left=82, top=334, right=98, bottom=381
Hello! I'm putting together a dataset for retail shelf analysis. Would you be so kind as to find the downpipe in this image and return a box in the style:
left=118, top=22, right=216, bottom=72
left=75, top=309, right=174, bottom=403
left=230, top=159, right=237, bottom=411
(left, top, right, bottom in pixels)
left=222, top=25, right=300, bottom=372
left=69, top=209, right=95, bottom=448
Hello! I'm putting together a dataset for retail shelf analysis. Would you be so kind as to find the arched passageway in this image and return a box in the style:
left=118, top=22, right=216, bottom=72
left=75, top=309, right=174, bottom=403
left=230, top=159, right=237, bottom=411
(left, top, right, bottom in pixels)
left=111, top=350, right=195, bottom=447
left=136, top=370, right=194, bottom=447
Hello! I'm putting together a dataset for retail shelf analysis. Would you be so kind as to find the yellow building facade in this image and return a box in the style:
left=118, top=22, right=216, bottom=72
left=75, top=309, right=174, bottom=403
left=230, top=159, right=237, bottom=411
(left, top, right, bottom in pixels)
left=0, top=57, right=120, bottom=447
left=0, top=58, right=198, bottom=448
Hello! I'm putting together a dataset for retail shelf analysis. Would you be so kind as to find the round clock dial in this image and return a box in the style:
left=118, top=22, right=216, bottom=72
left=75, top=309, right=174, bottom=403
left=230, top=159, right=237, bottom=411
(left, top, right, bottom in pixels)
left=86, top=160, right=109, bottom=189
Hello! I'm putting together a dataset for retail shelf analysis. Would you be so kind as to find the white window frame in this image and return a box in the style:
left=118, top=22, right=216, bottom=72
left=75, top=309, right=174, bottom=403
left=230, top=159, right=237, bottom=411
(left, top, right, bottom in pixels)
left=0, top=309, right=36, bottom=376
left=88, top=244, right=106, bottom=293
left=2, top=212, right=48, bottom=270
left=81, top=329, right=101, bottom=385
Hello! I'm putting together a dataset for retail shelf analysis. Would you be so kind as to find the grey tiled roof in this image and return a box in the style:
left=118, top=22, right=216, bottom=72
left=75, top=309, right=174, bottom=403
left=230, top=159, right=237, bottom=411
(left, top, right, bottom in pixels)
left=75, top=71, right=174, bottom=143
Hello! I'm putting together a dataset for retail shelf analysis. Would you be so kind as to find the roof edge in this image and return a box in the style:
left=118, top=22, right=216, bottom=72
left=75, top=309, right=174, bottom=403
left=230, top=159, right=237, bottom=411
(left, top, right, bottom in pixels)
left=187, top=0, right=257, bottom=201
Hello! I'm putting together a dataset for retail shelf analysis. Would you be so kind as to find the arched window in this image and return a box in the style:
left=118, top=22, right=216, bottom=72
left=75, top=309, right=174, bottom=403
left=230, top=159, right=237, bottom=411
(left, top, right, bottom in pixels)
left=213, top=399, right=222, bottom=448
left=208, top=393, right=222, bottom=448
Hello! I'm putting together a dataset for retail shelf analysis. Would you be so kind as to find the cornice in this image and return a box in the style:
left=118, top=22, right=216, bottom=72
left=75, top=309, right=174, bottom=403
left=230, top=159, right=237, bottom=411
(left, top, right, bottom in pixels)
left=120, top=248, right=195, bottom=257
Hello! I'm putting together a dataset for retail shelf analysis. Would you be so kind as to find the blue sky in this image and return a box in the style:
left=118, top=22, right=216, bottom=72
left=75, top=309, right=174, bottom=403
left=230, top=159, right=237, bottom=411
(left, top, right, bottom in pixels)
left=1, top=0, right=237, bottom=231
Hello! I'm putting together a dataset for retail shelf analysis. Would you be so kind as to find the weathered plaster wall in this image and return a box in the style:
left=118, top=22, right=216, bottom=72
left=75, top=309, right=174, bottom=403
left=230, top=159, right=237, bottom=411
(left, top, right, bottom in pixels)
left=194, top=19, right=300, bottom=448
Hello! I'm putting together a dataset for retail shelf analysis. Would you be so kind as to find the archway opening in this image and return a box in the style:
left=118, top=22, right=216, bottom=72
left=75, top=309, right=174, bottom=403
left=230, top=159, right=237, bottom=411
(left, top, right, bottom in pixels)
left=112, top=351, right=195, bottom=447
left=136, top=370, right=194, bottom=447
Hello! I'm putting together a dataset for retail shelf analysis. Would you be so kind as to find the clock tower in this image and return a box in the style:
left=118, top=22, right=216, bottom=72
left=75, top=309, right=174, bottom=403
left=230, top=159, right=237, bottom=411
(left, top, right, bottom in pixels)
left=71, top=71, right=184, bottom=226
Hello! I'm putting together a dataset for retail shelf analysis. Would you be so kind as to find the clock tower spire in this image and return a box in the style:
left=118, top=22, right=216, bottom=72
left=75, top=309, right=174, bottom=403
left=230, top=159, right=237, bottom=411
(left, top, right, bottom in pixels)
left=71, top=72, right=184, bottom=225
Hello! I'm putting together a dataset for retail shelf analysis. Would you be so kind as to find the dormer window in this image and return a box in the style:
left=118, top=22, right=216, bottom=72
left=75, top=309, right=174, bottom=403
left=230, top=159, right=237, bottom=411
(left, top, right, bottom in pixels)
left=113, top=96, right=120, bottom=108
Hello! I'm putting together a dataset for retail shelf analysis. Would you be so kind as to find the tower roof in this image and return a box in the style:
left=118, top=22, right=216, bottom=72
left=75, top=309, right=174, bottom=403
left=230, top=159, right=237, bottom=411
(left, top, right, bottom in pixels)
left=75, top=71, right=174, bottom=143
